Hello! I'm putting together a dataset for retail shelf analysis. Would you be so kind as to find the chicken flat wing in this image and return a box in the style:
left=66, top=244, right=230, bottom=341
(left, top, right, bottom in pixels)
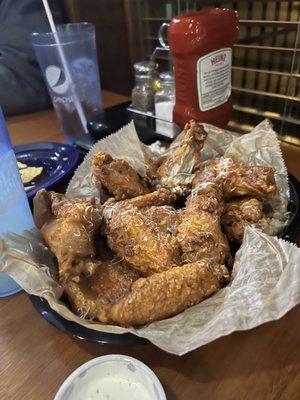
left=34, top=189, right=102, bottom=279
left=98, top=189, right=177, bottom=240
left=147, top=120, right=207, bottom=193
left=109, top=261, right=229, bottom=326
left=192, top=157, right=276, bottom=200
left=92, top=151, right=149, bottom=200
left=176, top=185, right=231, bottom=265
left=64, top=261, right=139, bottom=322
left=221, top=197, right=265, bottom=243
left=104, top=202, right=180, bottom=276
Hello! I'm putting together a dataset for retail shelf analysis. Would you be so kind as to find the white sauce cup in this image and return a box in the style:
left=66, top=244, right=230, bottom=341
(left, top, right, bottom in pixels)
left=54, top=354, right=166, bottom=400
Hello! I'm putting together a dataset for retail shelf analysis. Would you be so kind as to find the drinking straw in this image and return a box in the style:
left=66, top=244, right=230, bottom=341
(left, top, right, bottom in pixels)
left=41, top=0, right=88, bottom=133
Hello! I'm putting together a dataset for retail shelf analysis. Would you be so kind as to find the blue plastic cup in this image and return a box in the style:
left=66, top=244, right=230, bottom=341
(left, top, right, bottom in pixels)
left=0, top=107, right=35, bottom=297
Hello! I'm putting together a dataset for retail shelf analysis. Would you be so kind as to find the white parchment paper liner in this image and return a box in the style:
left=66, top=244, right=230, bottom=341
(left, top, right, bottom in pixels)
left=1, top=226, right=299, bottom=355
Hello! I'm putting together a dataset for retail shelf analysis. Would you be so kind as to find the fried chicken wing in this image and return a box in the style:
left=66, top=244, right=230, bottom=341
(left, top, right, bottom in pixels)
left=92, top=151, right=149, bottom=200
left=104, top=202, right=180, bottom=276
left=176, top=185, right=231, bottom=265
left=98, top=189, right=177, bottom=241
left=64, top=260, right=139, bottom=322
left=192, top=157, right=276, bottom=200
left=109, top=261, right=229, bottom=326
left=34, top=189, right=102, bottom=279
left=147, top=120, right=207, bottom=193
left=221, top=197, right=265, bottom=243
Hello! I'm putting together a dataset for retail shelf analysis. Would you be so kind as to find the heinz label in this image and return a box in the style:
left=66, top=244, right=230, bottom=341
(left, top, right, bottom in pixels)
left=197, top=48, right=232, bottom=111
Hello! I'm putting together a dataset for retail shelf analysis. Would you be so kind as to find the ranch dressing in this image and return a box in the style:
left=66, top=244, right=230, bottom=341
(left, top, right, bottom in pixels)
left=84, top=376, right=154, bottom=400
left=58, top=357, right=164, bottom=400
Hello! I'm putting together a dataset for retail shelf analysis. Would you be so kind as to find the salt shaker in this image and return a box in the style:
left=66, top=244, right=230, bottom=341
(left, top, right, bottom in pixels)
left=131, top=61, right=158, bottom=112
left=154, top=72, right=177, bottom=138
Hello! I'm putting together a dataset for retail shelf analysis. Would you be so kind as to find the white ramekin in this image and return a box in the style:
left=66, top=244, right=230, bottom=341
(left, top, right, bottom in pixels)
left=54, top=354, right=166, bottom=400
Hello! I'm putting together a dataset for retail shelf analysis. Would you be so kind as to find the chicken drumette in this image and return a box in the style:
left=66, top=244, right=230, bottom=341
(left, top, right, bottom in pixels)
left=221, top=197, right=265, bottom=243
left=34, top=189, right=102, bottom=280
left=93, top=151, right=149, bottom=200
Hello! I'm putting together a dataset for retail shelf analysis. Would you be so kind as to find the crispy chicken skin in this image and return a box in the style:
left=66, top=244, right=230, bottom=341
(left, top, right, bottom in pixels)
left=92, top=151, right=149, bottom=200
left=221, top=197, right=264, bottom=243
left=93, top=188, right=177, bottom=246
left=123, top=188, right=176, bottom=208
left=109, top=261, right=229, bottom=326
left=104, top=202, right=181, bottom=276
left=33, top=189, right=66, bottom=229
left=143, top=206, right=181, bottom=238
left=147, top=120, right=207, bottom=193
left=64, top=261, right=139, bottom=323
left=34, top=190, right=102, bottom=279
left=176, top=185, right=231, bottom=265
left=192, top=157, right=276, bottom=200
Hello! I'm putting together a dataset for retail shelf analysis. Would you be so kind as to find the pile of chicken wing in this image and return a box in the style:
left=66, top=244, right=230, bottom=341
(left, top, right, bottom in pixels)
left=34, top=120, right=277, bottom=327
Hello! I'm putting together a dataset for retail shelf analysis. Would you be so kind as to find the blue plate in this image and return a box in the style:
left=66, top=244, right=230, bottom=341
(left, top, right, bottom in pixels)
left=14, top=142, right=79, bottom=200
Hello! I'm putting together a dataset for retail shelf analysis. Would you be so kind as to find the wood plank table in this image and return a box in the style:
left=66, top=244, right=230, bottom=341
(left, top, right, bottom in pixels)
left=1, top=91, right=299, bottom=400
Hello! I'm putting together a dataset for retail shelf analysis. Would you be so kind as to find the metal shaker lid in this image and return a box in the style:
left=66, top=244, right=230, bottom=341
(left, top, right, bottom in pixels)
left=159, top=71, right=174, bottom=83
left=134, top=61, right=158, bottom=76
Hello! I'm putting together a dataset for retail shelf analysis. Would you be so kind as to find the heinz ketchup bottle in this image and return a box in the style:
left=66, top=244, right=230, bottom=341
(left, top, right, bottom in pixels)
left=168, top=8, right=238, bottom=128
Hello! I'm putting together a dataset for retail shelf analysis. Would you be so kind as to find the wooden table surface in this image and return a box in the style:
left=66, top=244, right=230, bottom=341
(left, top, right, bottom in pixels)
left=1, top=91, right=299, bottom=400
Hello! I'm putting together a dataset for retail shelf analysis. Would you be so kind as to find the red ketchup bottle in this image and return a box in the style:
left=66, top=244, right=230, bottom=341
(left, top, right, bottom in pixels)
left=169, top=8, right=239, bottom=128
